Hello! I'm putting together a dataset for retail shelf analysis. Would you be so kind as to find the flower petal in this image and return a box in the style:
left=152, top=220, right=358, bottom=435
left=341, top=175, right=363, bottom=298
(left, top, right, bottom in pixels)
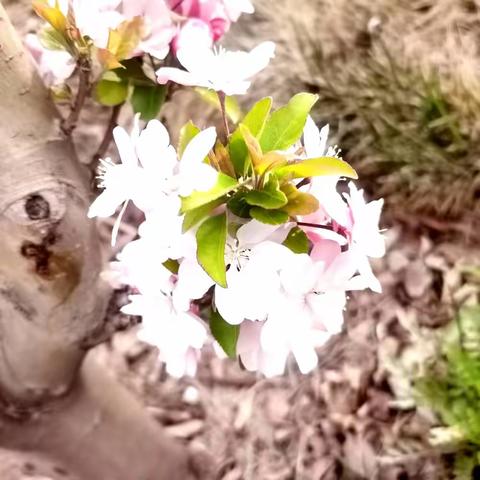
left=237, top=220, right=282, bottom=247
left=113, top=126, right=138, bottom=168
left=181, top=127, right=217, bottom=167
left=237, top=41, right=275, bottom=80
left=214, top=267, right=246, bottom=325
left=88, top=188, right=126, bottom=218
left=156, top=66, right=210, bottom=88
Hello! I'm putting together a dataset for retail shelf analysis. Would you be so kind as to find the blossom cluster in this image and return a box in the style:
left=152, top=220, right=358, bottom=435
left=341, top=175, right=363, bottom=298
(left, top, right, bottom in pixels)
left=28, top=0, right=264, bottom=89
left=88, top=93, right=386, bottom=378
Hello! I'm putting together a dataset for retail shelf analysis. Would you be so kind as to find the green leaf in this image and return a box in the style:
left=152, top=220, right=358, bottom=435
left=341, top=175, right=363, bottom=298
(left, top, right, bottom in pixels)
left=250, top=207, right=289, bottom=225
left=182, top=198, right=224, bottom=232
left=227, top=191, right=251, bottom=218
left=181, top=173, right=238, bottom=212
left=260, top=93, right=318, bottom=152
left=245, top=177, right=288, bottom=209
left=178, top=121, right=200, bottom=157
left=210, top=309, right=239, bottom=358
left=243, top=97, right=273, bottom=138
left=196, top=213, right=228, bottom=287
left=163, top=259, right=179, bottom=274
left=113, top=58, right=155, bottom=86
left=94, top=79, right=129, bottom=106
left=281, top=184, right=319, bottom=215
left=195, top=87, right=243, bottom=123
left=275, top=156, right=358, bottom=180
left=131, top=84, right=166, bottom=120
left=283, top=227, right=310, bottom=254
left=229, top=97, right=273, bottom=176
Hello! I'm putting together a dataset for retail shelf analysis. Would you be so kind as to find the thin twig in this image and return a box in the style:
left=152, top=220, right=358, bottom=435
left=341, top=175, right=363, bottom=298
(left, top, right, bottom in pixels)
left=61, top=57, right=91, bottom=136
left=92, top=103, right=123, bottom=164
left=296, top=177, right=311, bottom=189
left=147, top=53, right=158, bottom=78
left=217, top=91, right=230, bottom=138
left=296, top=221, right=334, bottom=231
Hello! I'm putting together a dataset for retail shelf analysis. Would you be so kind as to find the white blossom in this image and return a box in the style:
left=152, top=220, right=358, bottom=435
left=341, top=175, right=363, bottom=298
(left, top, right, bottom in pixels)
left=156, top=42, right=276, bottom=95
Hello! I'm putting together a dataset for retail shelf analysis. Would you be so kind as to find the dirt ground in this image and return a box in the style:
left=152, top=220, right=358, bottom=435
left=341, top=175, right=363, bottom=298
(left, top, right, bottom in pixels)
left=2, top=1, right=480, bottom=479
left=89, top=224, right=478, bottom=480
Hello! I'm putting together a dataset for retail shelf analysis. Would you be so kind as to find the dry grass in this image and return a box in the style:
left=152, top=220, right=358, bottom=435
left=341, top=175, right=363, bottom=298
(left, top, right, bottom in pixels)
left=231, top=0, right=480, bottom=225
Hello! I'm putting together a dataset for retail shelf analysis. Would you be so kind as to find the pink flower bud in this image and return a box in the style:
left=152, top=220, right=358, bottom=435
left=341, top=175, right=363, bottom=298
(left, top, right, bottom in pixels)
left=209, top=16, right=229, bottom=40
left=172, top=18, right=213, bottom=53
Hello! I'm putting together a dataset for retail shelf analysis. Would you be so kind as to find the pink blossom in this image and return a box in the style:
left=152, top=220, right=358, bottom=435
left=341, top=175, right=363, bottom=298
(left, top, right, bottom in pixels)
left=86, top=89, right=384, bottom=379
left=25, top=34, right=75, bottom=86
left=237, top=321, right=288, bottom=377
left=299, top=116, right=349, bottom=228
left=235, top=243, right=364, bottom=377
left=172, top=18, right=214, bottom=52
left=341, top=182, right=385, bottom=292
left=214, top=222, right=293, bottom=325
left=122, top=289, right=207, bottom=377
left=122, top=0, right=176, bottom=59
left=169, top=0, right=253, bottom=47
left=297, top=117, right=386, bottom=292
left=61, top=0, right=125, bottom=48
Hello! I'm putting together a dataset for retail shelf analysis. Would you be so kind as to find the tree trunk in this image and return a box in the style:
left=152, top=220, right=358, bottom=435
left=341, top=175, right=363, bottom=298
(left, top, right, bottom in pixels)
left=0, top=3, right=210, bottom=478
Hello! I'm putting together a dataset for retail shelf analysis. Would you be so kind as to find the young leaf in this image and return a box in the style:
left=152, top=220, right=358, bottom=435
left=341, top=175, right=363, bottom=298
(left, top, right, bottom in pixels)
left=227, top=191, right=251, bottom=218
left=281, top=184, right=319, bottom=215
left=163, top=259, right=179, bottom=274
left=255, top=151, right=288, bottom=176
left=182, top=198, right=224, bottom=232
left=196, top=213, right=228, bottom=287
left=98, top=17, right=143, bottom=70
left=33, top=0, right=67, bottom=35
left=260, top=93, right=318, bottom=152
left=229, top=97, right=272, bottom=176
left=250, top=207, right=289, bottom=225
left=242, top=96, right=273, bottom=138
left=239, top=123, right=263, bottom=167
left=283, top=227, right=310, bottom=254
left=95, top=79, right=129, bottom=106
left=213, top=142, right=236, bottom=178
left=245, top=177, right=288, bottom=209
left=181, top=173, right=238, bottom=212
left=210, top=310, right=239, bottom=358
left=131, top=85, right=166, bottom=120
left=178, top=121, right=200, bottom=157
left=275, top=156, right=358, bottom=180
left=195, top=88, right=242, bottom=123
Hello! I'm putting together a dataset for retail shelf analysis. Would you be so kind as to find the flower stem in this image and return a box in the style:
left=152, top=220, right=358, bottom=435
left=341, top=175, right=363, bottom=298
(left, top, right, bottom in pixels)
left=92, top=103, right=123, bottom=163
left=217, top=90, right=230, bottom=138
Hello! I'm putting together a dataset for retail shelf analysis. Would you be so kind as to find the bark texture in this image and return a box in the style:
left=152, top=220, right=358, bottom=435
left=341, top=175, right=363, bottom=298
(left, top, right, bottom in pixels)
left=0, top=0, right=104, bottom=409
left=0, top=4, right=211, bottom=478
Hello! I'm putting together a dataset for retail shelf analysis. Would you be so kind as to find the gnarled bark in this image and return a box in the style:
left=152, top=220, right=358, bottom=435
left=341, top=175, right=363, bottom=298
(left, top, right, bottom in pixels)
left=0, top=3, right=211, bottom=478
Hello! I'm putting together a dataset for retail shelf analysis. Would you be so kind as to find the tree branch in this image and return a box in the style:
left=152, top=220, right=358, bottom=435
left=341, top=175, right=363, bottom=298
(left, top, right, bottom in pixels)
left=92, top=103, right=123, bottom=165
left=61, top=56, right=91, bottom=136
left=0, top=3, right=213, bottom=478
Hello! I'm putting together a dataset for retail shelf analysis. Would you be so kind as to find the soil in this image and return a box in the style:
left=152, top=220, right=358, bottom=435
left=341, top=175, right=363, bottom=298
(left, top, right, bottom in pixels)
left=88, top=225, right=478, bottom=480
